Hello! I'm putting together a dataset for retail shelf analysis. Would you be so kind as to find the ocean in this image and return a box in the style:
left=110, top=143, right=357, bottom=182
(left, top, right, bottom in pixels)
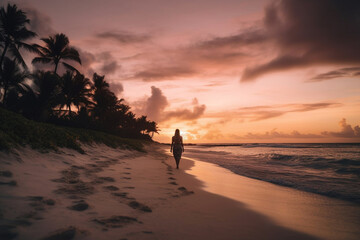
left=183, top=143, right=360, bottom=203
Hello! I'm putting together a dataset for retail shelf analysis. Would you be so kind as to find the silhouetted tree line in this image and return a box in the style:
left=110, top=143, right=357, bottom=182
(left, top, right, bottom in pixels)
left=0, top=4, right=158, bottom=139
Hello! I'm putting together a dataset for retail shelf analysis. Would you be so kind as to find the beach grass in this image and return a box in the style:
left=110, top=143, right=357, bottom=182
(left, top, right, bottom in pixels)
left=0, top=107, right=144, bottom=153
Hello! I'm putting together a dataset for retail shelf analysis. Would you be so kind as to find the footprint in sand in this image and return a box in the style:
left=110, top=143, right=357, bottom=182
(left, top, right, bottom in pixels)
left=41, top=226, right=80, bottom=240
left=0, top=180, right=17, bottom=186
left=11, top=196, right=56, bottom=230
left=128, top=201, right=152, bottom=212
left=0, top=170, right=13, bottom=177
left=122, top=172, right=131, bottom=175
left=125, top=167, right=132, bottom=170
left=169, top=182, right=178, bottom=185
left=178, top=187, right=194, bottom=195
left=27, top=196, right=56, bottom=210
left=93, top=176, right=115, bottom=184
left=121, top=177, right=131, bottom=180
left=168, top=177, right=176, bottom=180
left=112, top=192, right=128, bottom=197
left=103, top=185, right=119, bottom=191
left=93, top=215, right=140, bottom=228
left=0, top=170, right=17, bottom=186
left=112, top=192, right=134, bottom=200
left=68, top=200, right=89, bottom=211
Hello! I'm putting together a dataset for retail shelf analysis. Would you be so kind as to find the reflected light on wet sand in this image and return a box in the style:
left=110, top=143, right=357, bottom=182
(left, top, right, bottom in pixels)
left=184, top=157, right=360, bottom=240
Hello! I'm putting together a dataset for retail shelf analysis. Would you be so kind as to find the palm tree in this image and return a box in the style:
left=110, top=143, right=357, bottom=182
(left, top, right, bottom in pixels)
left=32, top=33, right=81, bottom=74
left=59, top=71, right=92, bottom=116
left=0, top=4, right=37, bottom=70
left=22, top=70, right=61, bottom=121
left=0, top=57, right=28, bottom=106
left=92, top=73, right=117, bottom=117
left=136, top=115, right=148, bottom=135
left=145, top=120, right=159, bottom=138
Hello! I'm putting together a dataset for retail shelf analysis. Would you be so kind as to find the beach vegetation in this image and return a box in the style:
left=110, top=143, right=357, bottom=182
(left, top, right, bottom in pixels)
left=0, top=3, right=158, bottom=151
left=0, top=107, right=144, bottom=152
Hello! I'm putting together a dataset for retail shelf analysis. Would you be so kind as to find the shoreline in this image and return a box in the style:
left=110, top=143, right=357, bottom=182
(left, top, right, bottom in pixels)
left=179, top=154, right=360, bottom=240
left=180, top=144, right=360, bottom=204
left=0, top=144, right=359, bottom=239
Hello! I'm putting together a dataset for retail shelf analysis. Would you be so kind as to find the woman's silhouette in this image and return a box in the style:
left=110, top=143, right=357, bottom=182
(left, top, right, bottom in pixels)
left=170, top=129, right=184, bottom=169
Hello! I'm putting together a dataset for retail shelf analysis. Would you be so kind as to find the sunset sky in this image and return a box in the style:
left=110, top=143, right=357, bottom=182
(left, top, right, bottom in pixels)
left=9, top=0, right=360, bottom=143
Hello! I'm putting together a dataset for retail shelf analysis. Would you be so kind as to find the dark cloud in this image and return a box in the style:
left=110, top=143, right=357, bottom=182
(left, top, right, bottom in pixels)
left=133, top=66, right=196, bottom=81
left=130, top=27, right=263, bottom=81
left=135, top=86, right=206, bottom=122
left=96, top=31, right=151, bottom=44
left=309, top=67, right=360, bottom=82
left=77, top=49, right=96, bottom=76
left=322, top=118, right=360, bottom=138
left=24, top=7, right=55, bottom=37
left=109, top=82, right=124, bottom=96
left=196, top=28, right=266, bottom=49
left=101, top=60, right=120, bottom=75
left=242, top=55, right=307, bottom=82
left=241, top=0, right=360, bottom=81
left=130, top=1, right=360, bottom=82
left=96, top=51, right=121, bottom=75
left=235, top=102, right=340, bottom=121
left=165, top=104, right=206, bottom=121
left=130, top=45, right=249, bottom=81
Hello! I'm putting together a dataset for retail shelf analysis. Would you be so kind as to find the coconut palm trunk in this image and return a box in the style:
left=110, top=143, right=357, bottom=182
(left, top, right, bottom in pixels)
left=54, top=59, right=60, bottom=74
left=0, top=42, right=9, bottom=71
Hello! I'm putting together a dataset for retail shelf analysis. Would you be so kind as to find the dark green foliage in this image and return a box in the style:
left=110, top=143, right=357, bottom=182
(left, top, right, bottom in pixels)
left=0, top=3, right=158, bottom=150
left=58, top=71, right=92, bottom=116
left=18, top=71, right=61, bottom=121
left=0, top=107, right=144, bottom=153
left=32, top=33, right=81, bottom=74
left=0, top=57, right=29, bottom=107
left=0, top=3, right=37, bottom=70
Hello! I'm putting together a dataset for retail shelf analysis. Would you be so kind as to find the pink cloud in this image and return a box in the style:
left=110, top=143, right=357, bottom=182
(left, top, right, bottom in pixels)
left=134, top=86, right=206, bottom=123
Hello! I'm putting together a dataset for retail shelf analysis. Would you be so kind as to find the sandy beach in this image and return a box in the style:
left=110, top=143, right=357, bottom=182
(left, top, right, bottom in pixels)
left=0, top=143, right=359, bottom=240
left=1, top=1, right=359, bottom=239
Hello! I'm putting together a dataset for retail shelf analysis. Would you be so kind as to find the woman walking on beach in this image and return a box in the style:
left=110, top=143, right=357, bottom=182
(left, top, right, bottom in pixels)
left=170, top=129, right=184, bottom=169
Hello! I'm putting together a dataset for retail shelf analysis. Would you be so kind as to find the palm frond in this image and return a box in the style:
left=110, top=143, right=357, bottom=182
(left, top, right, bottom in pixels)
left=15, top=41, right=40, bottom=54
left=62, top=47, right=81, bottom=64
left=8, top=44, right=27, bottom=70
left=32, top=57, right=52, bottom=64
left=13, top=27, right=36, bottom=40
left=41, top=36, right=54, bottom=46
left=33, top=44, right=52, bottom=56
left=62, top=62, right=80, bottom=73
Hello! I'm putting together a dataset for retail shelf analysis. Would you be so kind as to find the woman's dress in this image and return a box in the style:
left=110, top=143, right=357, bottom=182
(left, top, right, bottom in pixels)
left=172, top=136, right=183, bottom=164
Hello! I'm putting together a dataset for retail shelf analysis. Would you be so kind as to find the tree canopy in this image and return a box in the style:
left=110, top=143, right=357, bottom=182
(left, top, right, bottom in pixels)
left=0, top=3, right=159, bottom=140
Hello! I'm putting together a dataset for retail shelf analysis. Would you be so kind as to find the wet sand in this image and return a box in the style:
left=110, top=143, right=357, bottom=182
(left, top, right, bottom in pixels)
left=0, top=143, right=358, bottom=239
left=182, top=155, right=360, bottom=240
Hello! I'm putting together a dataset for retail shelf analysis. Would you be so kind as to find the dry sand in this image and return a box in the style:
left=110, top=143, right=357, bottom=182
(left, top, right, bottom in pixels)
left=0, top=143, right=357, bottom=240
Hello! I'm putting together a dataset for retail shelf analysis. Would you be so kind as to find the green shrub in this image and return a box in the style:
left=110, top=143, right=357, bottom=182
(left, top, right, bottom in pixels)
left=0, top=107, right=144, bottom=153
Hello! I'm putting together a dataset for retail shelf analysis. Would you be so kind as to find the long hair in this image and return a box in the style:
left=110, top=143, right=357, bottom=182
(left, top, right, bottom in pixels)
left=174, top=129, right=180, bottom=138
